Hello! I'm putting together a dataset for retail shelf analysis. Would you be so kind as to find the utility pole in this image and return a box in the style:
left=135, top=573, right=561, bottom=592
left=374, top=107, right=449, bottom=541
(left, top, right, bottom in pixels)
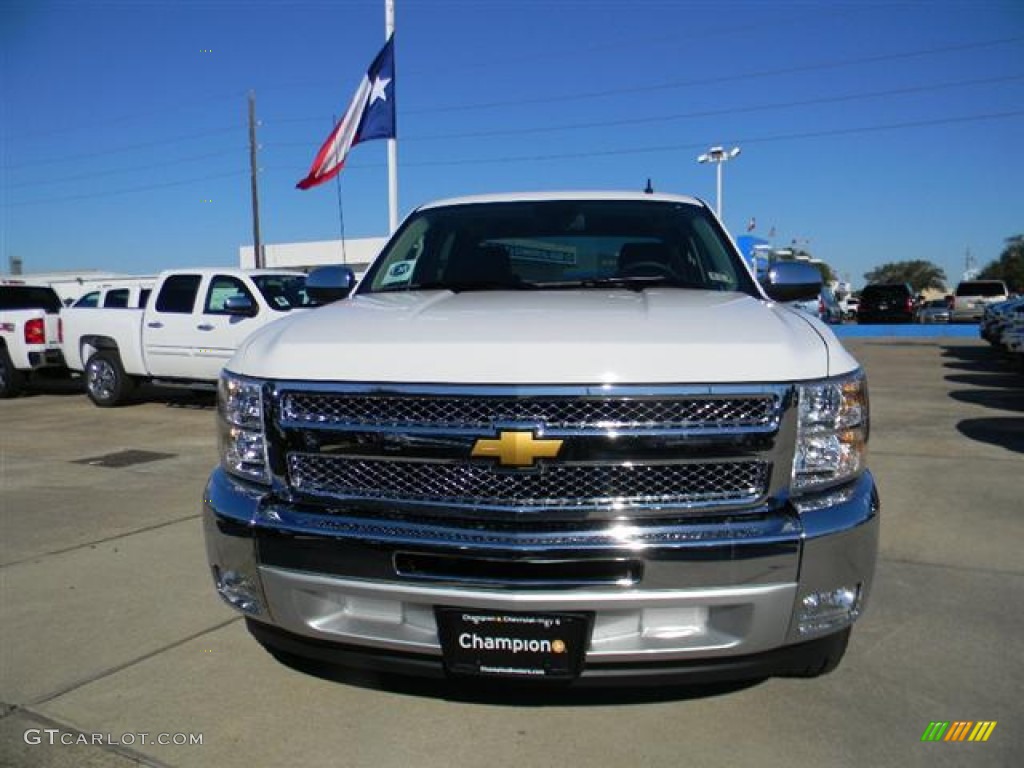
left=248, top=91, right=264, bottom=269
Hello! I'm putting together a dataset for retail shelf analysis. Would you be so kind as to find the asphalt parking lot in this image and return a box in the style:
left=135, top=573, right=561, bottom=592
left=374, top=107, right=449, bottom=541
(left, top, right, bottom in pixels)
left=1, top=337, right=1021, bottom=768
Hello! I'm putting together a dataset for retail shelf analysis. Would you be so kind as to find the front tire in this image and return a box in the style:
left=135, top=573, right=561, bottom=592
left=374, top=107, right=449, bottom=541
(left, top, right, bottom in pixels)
left=783, top=627, right=851, bottom=678
left=85, top=349, right=136, bottom=407
left=0, top=346, right=25, bottom=398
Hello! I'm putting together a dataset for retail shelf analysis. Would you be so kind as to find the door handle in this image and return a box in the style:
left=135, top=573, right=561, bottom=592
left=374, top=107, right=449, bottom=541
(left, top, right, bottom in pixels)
left=197, top=323, right=215, bottom=331
left=147, top=321, right=163, bottom=328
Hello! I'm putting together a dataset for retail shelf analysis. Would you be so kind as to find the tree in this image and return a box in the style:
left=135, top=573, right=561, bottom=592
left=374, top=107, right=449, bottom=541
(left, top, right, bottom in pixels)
left=863, top=260, right=947, bottom=293
left=978, top=235, right=1024, bottom=293
left=812, top=260, right=836, bottom=285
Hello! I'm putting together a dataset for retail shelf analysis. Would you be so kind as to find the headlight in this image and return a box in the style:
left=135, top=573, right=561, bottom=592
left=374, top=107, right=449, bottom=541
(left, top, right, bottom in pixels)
left=218, top=372, right=270, bottom=484
left=793, top=370, right=868, bottom=492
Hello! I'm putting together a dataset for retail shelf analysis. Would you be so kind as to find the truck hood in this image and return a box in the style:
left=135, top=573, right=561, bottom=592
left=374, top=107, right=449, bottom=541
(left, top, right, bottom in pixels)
left=229, top=289, right=858, bottom=384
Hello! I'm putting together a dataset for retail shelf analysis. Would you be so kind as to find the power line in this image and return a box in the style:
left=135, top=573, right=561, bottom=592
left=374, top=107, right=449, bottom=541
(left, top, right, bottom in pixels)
left=410, top=35, right=1024, bottom=114
left=8, top=109, right=1023, bottom=207
left=4, top=148, right=244, bottom=190
left=265, top=108, right=1024, bottom=171
left=0, top=7, right=856, bottom=143
left=3, top=91, right=249, bottom=143
left=6, top=35, right=1017, bottom=177
left=3, top=169, right=248, bottom=208
left=263, top=73, right=1024, bottom=149
left=417, top=73, right=1024, bottom=141
left=8, top=69, right=1017, bottom=181
left=265, top=5, right=862, bottom=85
left=272, top=34, right=1024, bottom=124
left=1, top=126, right=244, bottom=172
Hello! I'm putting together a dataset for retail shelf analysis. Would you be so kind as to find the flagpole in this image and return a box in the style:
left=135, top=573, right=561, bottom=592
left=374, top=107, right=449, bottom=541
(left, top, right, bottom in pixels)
left=386, top=0, right=398, bottom=234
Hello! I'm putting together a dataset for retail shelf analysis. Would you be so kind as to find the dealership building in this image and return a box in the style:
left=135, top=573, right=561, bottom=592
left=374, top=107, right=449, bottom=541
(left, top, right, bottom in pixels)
left=239, top=237, right=386, bottom=274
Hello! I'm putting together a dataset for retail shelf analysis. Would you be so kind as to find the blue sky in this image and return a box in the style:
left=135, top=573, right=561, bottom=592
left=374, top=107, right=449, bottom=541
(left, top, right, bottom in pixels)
left=1, top=0, right=1022, bottom=289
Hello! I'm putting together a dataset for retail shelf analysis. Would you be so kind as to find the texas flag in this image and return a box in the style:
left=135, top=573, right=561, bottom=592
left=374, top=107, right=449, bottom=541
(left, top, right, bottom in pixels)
left=297, top=35, right=395, bottom=190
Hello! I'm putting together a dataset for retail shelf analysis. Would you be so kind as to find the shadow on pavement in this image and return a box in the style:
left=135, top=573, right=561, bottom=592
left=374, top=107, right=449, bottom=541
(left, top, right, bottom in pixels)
left=10, top=371, right=84, bottom=397
left=941, top=344, right=994, bottom=363
left=268, top=652, right=763, bottom=706
left=944, top=372, right=1023, bottom=390
left=944, top=345, right=1024, bottom=453
left=158, top=388, right=216, bottom=409
left=956, top=418, right=1024, bottom=453
left=942, top=359, right=1009, bottom=373
left=98, top=384, right=216, bottom=409
left=949, top=389, right=1024, bottom=413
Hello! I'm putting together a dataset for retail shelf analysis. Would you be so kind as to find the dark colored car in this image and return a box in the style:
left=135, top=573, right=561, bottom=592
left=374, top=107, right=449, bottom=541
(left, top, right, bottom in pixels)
left=857, top=283, right=915, bottom=324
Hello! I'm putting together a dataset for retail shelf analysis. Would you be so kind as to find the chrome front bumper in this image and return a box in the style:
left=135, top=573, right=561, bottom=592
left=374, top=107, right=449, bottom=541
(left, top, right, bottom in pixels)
left=203, top=468, right=878, bottom=669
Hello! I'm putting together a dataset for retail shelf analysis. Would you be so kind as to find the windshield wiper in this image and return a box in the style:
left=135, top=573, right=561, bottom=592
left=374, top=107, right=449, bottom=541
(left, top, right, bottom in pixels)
left=404, top=281, right=529, bottom=294
left=372, top=277, right=706, bottom=294
left=522, top=276, right=705, bottom=292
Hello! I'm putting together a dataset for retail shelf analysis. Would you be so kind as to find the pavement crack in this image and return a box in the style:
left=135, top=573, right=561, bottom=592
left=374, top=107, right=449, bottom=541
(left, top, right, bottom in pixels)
left=877, top=554, right=1023, bottom=577
left=27, top=616, right=242, bottom=709
left=10, top=708, right=176, bottom=768
left=0, top=514, right=201, bottom=569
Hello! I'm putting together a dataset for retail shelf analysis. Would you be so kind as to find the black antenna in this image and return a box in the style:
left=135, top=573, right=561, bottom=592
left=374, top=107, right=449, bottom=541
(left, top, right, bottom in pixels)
left=644, top=178, right=654, bottom=194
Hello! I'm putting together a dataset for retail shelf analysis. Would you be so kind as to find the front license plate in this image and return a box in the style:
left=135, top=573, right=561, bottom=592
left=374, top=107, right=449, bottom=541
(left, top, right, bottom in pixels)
left=435, top=608, right=590, bottom=680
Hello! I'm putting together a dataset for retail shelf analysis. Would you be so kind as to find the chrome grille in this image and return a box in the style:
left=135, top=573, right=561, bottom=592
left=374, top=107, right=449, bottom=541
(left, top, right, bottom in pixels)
left=280, top=392, right=779, bottom=432
left=287, top=455, right=769, bottom=511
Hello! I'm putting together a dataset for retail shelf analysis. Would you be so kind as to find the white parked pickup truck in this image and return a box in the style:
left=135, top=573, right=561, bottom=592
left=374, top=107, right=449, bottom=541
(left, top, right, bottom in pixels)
left=203, top=192, right=880, bottom=687
left=0, top=283, right=66, bottom=398
left=69, top=278, right=156, bottom=310
left=62, top=267, right=314, bottom=406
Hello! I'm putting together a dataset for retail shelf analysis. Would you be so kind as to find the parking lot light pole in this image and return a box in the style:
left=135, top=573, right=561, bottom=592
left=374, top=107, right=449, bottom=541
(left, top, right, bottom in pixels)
left=697, top=145, right=741, bottom=220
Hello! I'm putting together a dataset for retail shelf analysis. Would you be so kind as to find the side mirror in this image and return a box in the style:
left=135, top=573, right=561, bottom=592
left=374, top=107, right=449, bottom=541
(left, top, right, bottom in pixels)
left=761, top=261, right=822, bottom=302
left=306, top=266, right=356, bottom=305
left=224, top=294, right=257, bottom=316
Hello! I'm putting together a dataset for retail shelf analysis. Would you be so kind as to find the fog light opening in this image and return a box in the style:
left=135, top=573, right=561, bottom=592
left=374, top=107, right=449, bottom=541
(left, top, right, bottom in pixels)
left=212, top=566, right=263, bottom=616
left=797, top=584, right=862, bottom=637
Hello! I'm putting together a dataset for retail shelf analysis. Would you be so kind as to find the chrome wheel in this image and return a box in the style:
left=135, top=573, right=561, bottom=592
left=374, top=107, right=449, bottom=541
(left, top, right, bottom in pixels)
left=83, top=350, right=134, bottom=406
left=86, top=356, right=117, bottom=401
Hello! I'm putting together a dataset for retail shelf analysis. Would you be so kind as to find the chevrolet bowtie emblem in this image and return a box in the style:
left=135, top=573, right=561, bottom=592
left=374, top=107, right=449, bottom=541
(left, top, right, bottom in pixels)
left=471, top=431, right=564, bottom=467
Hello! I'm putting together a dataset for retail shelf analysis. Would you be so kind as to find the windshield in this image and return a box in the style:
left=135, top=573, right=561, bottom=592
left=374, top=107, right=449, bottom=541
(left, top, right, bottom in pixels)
left=251, top=274, right=316, bottom=311
left=861, top=285, right=909, bottom=302
left=955, top=281, right=1006, bottom=297
left=0, top=286, right=63, bottom=313
left=358, top=200, right=757, bottom=296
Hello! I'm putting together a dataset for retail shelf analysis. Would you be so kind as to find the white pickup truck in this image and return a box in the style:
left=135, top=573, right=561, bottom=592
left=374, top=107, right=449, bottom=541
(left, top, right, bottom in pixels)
left=69, top=278, right=156, bottom=310
left=203, top=192, right=879, bottom=687
left=0, top=283, right=67, bottom=398
left=62, top=267, right=313, bottom=406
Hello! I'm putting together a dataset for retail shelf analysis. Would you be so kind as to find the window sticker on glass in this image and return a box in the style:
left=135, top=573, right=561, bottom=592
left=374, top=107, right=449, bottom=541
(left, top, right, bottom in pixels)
left=274, top=295, right=290, bottom=308
left=381, top=260, right=416, bottom=286
left=708, top=271, right=732, bottom=284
